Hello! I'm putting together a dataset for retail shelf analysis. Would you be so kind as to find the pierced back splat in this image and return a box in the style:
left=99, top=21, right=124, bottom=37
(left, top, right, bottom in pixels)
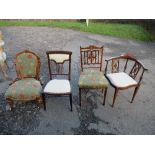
left=112, top=59, right=119, bottom=73
left=129, top=62, right=141, bottom=79
left=80, top=45, right=104, bottom=71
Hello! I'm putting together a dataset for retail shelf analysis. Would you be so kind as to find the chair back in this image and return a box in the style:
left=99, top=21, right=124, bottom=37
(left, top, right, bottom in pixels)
left=80, top=45, right=104, bottom=71
left=46, top=51, right=72, bottom=80
left=15, top=50, right=40, bottom=80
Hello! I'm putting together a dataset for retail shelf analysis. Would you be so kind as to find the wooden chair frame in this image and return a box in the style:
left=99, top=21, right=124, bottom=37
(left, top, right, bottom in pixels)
left=5, top=50, right=43, bottom=110
left=105, top=54, right=148, bottom=107
left=79, top=45, right=108, bottom=106
left=42, top=51, right=72, bottom=111
left=80, top=45, right=103, bottom=71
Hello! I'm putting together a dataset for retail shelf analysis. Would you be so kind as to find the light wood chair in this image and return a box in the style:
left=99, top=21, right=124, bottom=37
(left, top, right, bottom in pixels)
left=5, top=50, right=44, bottom=110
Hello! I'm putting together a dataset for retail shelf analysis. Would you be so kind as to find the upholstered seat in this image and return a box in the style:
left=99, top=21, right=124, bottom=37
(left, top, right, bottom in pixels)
left=5, top=78, right=42, bottom=101
left=43, top=51, right=73, bottom=111
left=44, top=79, right=71, bottom=94
left=106, top=72, right=137, bottom=88
left=5, top=50, right=44, bottom=110
left=105, top=54, right=147, bottom=107
left=79, top=69, right=109, bottom=89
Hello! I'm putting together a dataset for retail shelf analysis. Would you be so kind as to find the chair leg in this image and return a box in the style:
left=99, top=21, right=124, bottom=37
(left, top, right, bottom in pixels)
left=131, top=85, right=140, bottom=103
left=79, top=88, right=81, bottom=107
left=112, top=88, right=119, bottom=107
left=103, top=87, right=108, bottom=105
left=42, top=93, right=46, bottom=110
left=69, top=94, right=72, bottom=111
left=0, top=61, right=8, bottom=79
left=4, top=60, right=9, bottom=70
left=6, top=98, right=14, bottom=111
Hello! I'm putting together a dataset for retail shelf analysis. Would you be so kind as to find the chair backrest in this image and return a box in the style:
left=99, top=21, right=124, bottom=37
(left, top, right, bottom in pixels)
left=80, top=45, right=104, bottom=71
left=15, top=50, right=40, bottom=80
left=46, top=51, right=72, bottom=80
left=105, top=53, right=147, bottom=83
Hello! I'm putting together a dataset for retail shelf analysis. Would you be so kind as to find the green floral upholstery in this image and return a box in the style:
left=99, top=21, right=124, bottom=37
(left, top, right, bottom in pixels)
left=16, top=52, right=39, bottom=78
left=5, top=78, right=42, bottom=101
left=78, top=69, right=109, bottom=89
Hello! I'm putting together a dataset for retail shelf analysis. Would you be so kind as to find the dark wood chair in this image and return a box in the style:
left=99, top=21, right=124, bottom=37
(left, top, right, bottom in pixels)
left=43, top=51, right=72, bottom=111
left=5, top=50, right=43, bottom=110
left=78, top=45, right=109, bottom=106
left=105, top=53, right=148, bottom=107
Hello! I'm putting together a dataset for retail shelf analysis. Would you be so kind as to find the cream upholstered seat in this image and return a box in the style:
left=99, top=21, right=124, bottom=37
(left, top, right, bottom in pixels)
left=106, top=72, right=137, bottom=88
left=105, top=54, right=147, bottom=107
left=43, top=79, right=71, bottom=94
left=42, top=51, right=72, bottom=111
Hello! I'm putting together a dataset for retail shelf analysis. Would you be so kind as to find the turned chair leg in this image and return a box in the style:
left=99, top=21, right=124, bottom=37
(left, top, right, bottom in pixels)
left=42, top=93, right=46, bottom=110
left=79, top=88, right=81, bottom=107
left=103, top=87, right=108, bottom=105
left=131, top=85, right=140, bottom=103
left=4, top=60, right=9, bottom=70
left=69, top=94, right=72, bottom=111
left=112, top=88, right=119, bottom=107
left=6, top=98, right=14, bottom=111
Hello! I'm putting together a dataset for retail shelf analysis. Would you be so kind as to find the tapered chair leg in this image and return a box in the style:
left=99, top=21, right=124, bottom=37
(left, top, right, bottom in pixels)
left=103, top=87, right=107, bottom=105
left=42, top=93, right=46, bottom=110
left=131, top=85, right=140, bottom=103
left=70, top=94, right=73, bottom=111
left=79, top=88, right=81, bottom=107
left=112, top=88, right=119, bottom=107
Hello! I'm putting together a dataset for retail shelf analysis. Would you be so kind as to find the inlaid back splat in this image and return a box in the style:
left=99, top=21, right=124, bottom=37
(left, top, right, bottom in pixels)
left=80, top=45, right=104, bottom=71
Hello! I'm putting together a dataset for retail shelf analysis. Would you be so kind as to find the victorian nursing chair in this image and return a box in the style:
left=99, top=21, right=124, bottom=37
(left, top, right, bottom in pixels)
left=78, top=45, right=109, bottom=106
left=105, top=54, right=148, bottom=107
left=42, top=51, right=72, bottom=111
left=5, top=50, right=44, bottom=110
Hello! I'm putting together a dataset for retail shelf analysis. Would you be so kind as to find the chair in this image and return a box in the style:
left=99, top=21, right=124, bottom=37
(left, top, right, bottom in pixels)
left=5, top=50, right=43, bottom=110
left=78, top=45, right=109, bottom=106
left=105, top=53, right=148, bottom=107
left=43, top=51, right=72, bottom=111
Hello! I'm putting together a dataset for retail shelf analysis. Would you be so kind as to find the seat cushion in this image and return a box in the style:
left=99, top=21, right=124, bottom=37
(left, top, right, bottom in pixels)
left=43, top=79, right=71, bottom=94
left=5, top=78, right=42, bottom=100
left=78, top=69, right=109, bottom=89
left=106, top=72, right=137, bottom=88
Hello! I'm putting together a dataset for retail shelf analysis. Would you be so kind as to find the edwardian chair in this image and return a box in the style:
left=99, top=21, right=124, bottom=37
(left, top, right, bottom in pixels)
left=5, top=50, right=44, bottom=110
left=105, top=54, right=148, bottom=107
left=43, top=51, right=72, bottom=111
left=78, top=45, right=109, bottom=106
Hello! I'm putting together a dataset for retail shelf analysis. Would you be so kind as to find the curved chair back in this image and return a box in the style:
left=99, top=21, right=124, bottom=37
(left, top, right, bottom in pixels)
left=15, top=50, right=40, bottom=80
left=105, top=53, right=147, bottom=84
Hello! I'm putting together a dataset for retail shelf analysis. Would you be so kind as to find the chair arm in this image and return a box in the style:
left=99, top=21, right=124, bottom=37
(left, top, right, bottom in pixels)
left=137, top=68, right=148, bottom=84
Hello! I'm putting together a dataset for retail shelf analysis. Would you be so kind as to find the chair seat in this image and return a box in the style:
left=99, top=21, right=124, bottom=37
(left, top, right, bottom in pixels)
left=106, top=72, right=137, bottom=88
left=78, top=69, right=109, bottom=89
left=43, top=79, right=71, bottom=94
left=5, top=78, right=42, bottom=100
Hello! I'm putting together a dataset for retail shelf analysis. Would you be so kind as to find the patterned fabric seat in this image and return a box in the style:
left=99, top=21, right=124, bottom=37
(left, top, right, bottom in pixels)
left=5, top=50, right=43, bottom=110
left=5, top=78, right=42, bottom=101
left=79, top=45, right=109, bottom=106
left=78, top=69, right=109, bottom=89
